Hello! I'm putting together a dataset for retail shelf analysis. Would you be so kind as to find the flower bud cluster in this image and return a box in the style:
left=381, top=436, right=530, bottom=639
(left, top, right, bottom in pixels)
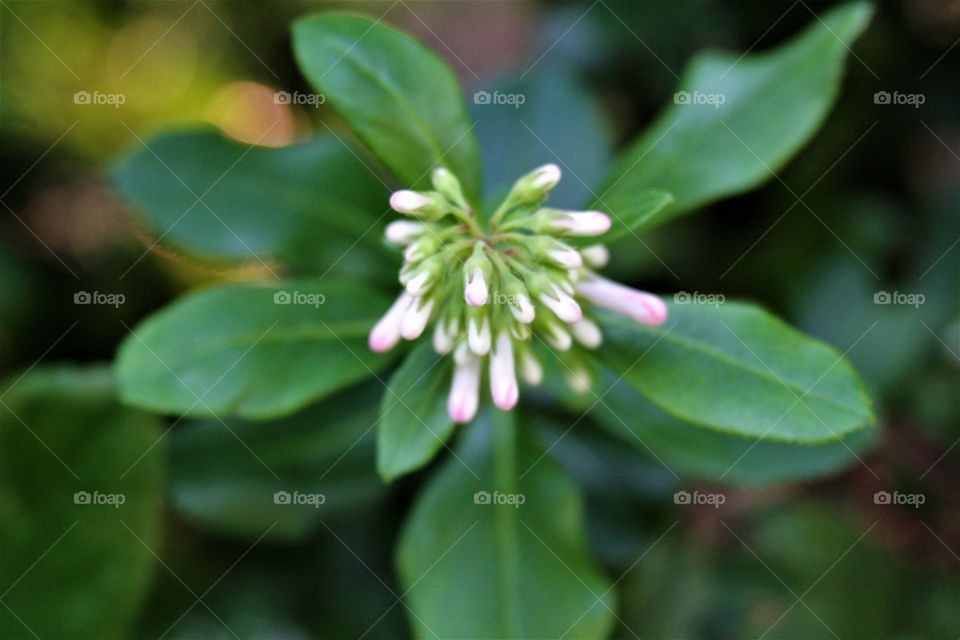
left=370, top=164, right=667, bottom=423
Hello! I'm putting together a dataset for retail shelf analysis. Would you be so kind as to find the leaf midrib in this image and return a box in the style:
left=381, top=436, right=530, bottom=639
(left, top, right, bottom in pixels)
left=614, top=326, right=867, bottom=419
left=140, top=319, right=374, bottom=370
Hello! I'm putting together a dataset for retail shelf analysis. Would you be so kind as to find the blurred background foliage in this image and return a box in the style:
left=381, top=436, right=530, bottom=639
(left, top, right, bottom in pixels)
left=0, top=0, right=957, bottom=638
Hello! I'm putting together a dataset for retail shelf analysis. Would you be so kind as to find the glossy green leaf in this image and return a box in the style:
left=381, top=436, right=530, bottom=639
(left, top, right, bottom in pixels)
left=597, top=2, right=873, bottom=231
left=0, top=365, right=163, bottom=639
left=115, top=278, right=395, bottom=420
left=397, top=411, right=615, bottom=639
left=597, top=302, right=873, bottom=443
left=292, top=13, right=481, bottom=200
left=169, top=383, right=385, bottom=541
left=111, top=128, right=392, bottom=280
left=377, top=341, right=454, bottom=481
left=587, top=365, right=877, bottom=485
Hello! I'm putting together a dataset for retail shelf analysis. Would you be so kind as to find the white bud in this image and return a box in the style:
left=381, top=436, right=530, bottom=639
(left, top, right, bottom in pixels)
left=570, top=318, right=602, bottom=349
left=464, top=268, right=489, bottom=307
left=468, top=315, right=491, bottom=355
left=547, top=243, right=583, bottom=269
left=580, top=244, right=610, bottom=268
left=552, top=211, right=611, bottom=237
left=384, top=220, right=424, bottom=245
left=508, top=293, right=536, bottom=324
left=489, top=331, right=519, bottom=410
left=448, top=346, right=481, bottom=423
left=390, top=190, right=434, bottom=215
left=539, top=285, right=582, bottom=323
left=519, top=350, right=543, bottom=385
left=400, top=298, right=434, bottom=340
left=530, top=164, right=561, bottom=190
left=368, top=293, right=414, bottom=353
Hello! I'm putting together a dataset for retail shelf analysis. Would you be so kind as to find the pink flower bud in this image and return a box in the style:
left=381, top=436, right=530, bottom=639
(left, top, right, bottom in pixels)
left=489, top=331, right=518, bottom=410
left=464, top=268, right=489, bottom=307
left=576, top=275, right=668, bottom=326
left=448, top=345, right=481, bottom=423
left=368, top=293, right=414, bottom=352
left=552, top=211, right=611, bottom=237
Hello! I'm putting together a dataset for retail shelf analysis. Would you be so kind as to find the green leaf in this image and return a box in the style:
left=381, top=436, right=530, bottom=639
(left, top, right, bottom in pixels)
left=377, top=341, right=455, bottom=481
left=292, top=12, right=481, bottom=201
left=115, top=278, right=396, bottom=420
left=588, top=365, right=877, bottom=485
left=597, top=301, right=873, bottom=443
left=0, top=365, right=163, bottom=639
left=599, top=188, right=674, bottom=243
left=169, top=383, right=385, bottom=541
left=596, top=2, right=873, bottom=231
left=111, top=128, right=392, bottom=280
left=397, top=411, right=615, bottom=639
left=471, top=63, right=614, bottom=208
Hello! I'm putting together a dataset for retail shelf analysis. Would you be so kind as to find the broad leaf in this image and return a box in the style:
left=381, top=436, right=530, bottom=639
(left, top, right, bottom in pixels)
left=292, top=13, right=481, bottom=201
left=397, top=411, right=615, bottom=639
left=0, top=365, right=163, bottom=639
left=597, top=2, right=873, bottom=231
left=377, top=341, right=455, bottom=481
left=588, top=365, right=877, bottom=485
left=170, top=383, right=385, bottom=541
left=111, top=128, right=392, bottom=280
left=597, top=302, right=873, bottom=443
left=115, top=278, right=395, bottom=419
